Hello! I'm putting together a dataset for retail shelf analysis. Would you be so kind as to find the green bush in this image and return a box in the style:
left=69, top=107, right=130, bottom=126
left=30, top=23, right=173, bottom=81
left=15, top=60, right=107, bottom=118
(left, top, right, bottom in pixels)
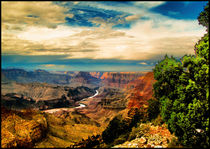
left=102, top=107, right=147, bottom=145
left=113, top=133, right=128, bottom=145
left=168, top=137, right=182, bottom=148
left=197, top=2, right=209, bottom=30
left=102, top=115, right=128, bottom=144
left=147, top=98, right=160, bottom=121
left=151, top=114, right=163, bottom=126
left=128, top=123, right=142, bottom=141
left=152, top=3, right=209, bottom=148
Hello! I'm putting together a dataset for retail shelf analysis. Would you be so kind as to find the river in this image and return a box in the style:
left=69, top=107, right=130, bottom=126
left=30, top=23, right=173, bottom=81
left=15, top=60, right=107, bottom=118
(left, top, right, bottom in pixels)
left=44, top=90, right=99, bottom=113
left=75, top=90, right=99, bottom=108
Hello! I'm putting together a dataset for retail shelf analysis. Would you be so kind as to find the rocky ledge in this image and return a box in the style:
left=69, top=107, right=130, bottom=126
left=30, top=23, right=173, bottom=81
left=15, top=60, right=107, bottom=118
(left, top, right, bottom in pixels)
left=1, top=107, right=48, bottom=148
left=113, top=123, right=178, bottom=148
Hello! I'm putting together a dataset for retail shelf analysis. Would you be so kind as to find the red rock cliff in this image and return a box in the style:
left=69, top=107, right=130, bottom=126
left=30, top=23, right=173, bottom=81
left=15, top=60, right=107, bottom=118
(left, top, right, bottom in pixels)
left=99, top=72, right=145, bottom=88
left=126, top=72, right=156, bottom=109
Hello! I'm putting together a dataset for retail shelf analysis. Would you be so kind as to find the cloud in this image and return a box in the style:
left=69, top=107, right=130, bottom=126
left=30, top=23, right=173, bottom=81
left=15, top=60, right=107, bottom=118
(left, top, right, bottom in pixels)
left=73, top=1, right=79, bottom=5
left=139, top=62, right=147, bottom=65
left=2, top=17, right=206, bottom=60
left=125, top=14, right=142, bottom=21
left=43, top=64, right=57, bottom=67
left=82, top=1, right=165, bottom=15
left=2, top=25, right=100, bottom=56
left=1, top=1, right=207, bottom=62
left=2, top=1, right=73, bottom=29
left=39, top=64, right=72, bottom=71
left=132, top=1, right=165, bottom=8
left=148, top=36, right=201, bottom=60
left=17, top=25, right=82, bottom=42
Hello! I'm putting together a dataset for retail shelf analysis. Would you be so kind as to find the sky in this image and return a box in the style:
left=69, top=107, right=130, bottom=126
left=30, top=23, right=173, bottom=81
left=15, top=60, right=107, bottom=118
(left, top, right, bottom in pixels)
left=1, top=1, right=208, bottom=72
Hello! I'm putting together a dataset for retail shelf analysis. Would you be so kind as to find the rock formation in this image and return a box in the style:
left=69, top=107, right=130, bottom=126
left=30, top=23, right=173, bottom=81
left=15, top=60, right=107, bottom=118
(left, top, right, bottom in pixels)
left=1, top=82, right=95, bottom=110
left=99, top=72, right=145, bottom=88
left=126, top=72, right=156, bottom=109
left=1, top=69, right=72, bottom=85
left=1, top=107, right=48, bottom=148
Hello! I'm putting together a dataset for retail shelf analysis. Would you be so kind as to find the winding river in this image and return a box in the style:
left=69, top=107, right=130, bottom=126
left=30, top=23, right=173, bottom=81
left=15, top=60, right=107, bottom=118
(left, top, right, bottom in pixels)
left=75, top=90, right=99, bottom=109
left=44, top=90, right=99, bottom=113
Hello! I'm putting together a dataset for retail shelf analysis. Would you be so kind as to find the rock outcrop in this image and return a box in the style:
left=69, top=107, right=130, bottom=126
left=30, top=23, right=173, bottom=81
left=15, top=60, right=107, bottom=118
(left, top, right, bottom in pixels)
left=1, top=107, right=48, bottom=148
left=126, top=72, right=156, bottom=109
left=99, top=72, right=145, bottom=88
left=89, top=72, right=104, bottom=79
left=70, top=71, right=101, bottom=87
left=1, top=82, right=95, bottom=110
left=1, top=69, right=72, bottom=85
left=113, top=123, right=178, bottom=148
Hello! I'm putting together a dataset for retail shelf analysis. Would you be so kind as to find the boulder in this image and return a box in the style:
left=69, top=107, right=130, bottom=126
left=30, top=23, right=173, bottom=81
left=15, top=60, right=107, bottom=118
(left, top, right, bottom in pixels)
left=139, top=137, right=147, bottom=144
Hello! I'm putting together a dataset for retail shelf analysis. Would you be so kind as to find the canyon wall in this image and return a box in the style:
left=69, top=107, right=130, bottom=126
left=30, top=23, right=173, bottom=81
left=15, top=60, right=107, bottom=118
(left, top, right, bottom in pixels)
left=2, top=69, right=72, bottom=85
left=1, top=82, right=95, bottom=110
left=125, top=72, right=156, bottom=109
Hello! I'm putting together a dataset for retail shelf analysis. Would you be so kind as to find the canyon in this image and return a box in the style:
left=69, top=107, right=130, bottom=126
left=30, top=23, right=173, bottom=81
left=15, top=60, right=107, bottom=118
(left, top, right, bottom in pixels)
left=2, top=69, right=145, bottom=88
left=1, top=69, right=157, bottom=148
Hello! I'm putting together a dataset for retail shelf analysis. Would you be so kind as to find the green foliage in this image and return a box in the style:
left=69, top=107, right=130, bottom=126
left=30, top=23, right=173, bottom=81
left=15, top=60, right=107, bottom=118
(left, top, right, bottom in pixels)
left=128, top=127, right=139, bottom=141
left=102, top=115, right=128, bottom=144
left=113, top=133, right=129, bottom=145
left=128, top=107, right=148, bottom=127
left=151, top=114, right=164, bottom=126
left=70, top=134, right=102, bottom=148
left=127, top=122, right=144, bottom=141
left=167, top=137, right=182, bottom=148
left=198, top=2, right=209, bottom=30
left=152, top=3, right=209, bottom=148
left=102, top=108, right=145, bottom=146
left=195, top=33, right=209, bottom=64
left=147, top=98, right=160, bottom=121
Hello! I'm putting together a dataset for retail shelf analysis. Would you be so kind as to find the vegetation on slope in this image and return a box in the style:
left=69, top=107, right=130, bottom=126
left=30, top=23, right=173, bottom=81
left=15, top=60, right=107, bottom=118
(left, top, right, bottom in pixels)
left=70, top=106, right=178, bottom=148
left=153, top=3, right=209, bottom=148
left=34, top=110, right=103, bottom=148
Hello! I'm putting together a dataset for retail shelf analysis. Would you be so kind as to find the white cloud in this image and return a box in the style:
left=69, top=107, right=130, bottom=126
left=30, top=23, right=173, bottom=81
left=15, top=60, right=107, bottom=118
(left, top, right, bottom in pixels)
left=2, top=1, right=73, bottom=29
left=42, top=64, right=57, bottom=67
left=39, top=64, right=73, bottom=71
left=125, top=15, right=142, bottom=21
left=139, top=62, right=147, bottom=65
left=2, top=16, right=206, bottom=60
left=1, top=1, right=207, bottom=61
left=17, top=25, right=83, bottom=42
left=132, top=1, right=165, bottom=8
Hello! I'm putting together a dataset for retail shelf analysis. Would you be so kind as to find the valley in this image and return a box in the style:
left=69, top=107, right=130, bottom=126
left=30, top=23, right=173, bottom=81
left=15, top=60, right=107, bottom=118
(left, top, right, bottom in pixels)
left=43, top=89, right=99, bottom=113
left=1, top=69, right=156, bottom=148
left=0, top=68, right=201, bottom=148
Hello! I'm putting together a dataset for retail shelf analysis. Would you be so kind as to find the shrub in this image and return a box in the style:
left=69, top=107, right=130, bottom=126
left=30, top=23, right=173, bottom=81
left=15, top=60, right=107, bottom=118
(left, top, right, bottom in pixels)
left=128, top=124, right=142, bottom=141
left=152, top=3, right=209, bottom=147
left=102, top=115, right=128, bottom=144
left=147, top=98, right=160, bottom=121
left=113, top=134, right=128, bottom=145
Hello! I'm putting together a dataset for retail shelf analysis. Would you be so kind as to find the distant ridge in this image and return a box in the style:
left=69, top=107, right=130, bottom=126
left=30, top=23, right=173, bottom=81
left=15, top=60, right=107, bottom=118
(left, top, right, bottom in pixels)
left=1, top=68, right=72, bottom=85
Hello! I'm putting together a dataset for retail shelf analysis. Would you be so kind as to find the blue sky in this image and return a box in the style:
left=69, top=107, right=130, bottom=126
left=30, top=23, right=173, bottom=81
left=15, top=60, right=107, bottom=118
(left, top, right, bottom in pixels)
left=1, top=1, right=208, bottom=71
